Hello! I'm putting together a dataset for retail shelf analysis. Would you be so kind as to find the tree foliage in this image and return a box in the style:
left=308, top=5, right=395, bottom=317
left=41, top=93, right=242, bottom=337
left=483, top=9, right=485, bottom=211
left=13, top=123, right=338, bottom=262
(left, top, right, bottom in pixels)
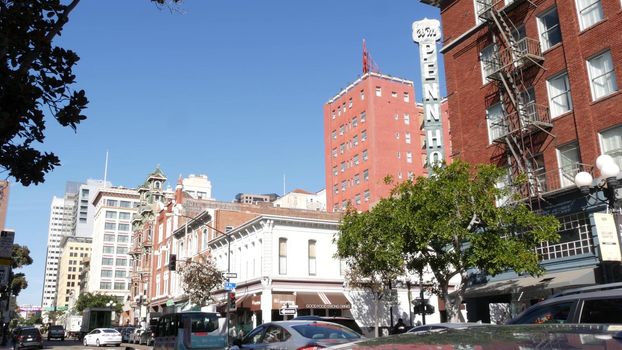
left=180, top=256, right=223, bottom=307
left=336, top=160, right=560, bottom=322
left=74, top=292, right=121, bottom=313
left=335, top=200, right=405, bottom=337
left=0, top=244, right=33, bottom=297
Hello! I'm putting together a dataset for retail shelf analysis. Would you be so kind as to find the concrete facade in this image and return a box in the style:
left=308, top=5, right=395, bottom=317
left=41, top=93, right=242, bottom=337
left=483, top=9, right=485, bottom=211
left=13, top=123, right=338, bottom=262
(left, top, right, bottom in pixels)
left=56, top=236, right=91, bottom=308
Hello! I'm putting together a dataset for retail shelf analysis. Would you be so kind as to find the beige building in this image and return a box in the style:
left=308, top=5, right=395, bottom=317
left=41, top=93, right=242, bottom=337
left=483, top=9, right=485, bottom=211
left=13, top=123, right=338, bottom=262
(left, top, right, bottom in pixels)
left=56, top=236, right=92, bottom=309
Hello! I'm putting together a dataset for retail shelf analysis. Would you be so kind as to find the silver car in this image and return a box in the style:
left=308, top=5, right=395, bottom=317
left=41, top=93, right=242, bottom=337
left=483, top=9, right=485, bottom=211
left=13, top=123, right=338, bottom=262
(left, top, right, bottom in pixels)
left=83, top=328, right=122, bottom=347
left=231, top=320, right=362, bottom=350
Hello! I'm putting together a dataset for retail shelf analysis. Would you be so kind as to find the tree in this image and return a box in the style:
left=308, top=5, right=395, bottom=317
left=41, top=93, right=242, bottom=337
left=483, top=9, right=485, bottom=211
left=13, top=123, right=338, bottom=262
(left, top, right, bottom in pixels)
left=0, top=0, right=181, bottom=186
left=179, top=256, right=223, bottom=307
left=74, top=292, right=121, bottom=313
left=0, top=244, right=33, bottom=298
left=335, top=200, right=405, bottom=337
left=392, top=161, right=560, bottom=322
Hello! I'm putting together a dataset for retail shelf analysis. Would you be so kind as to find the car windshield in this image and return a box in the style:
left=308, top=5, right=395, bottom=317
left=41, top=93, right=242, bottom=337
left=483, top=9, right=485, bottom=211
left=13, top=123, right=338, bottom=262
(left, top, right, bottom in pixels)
left=22, top=329, right=40, bottom=336
left=103, top=329, right=119, bottom=333
left=187, top=314, right=219, bottom=333
left=292, top=322, right=360, bottom=340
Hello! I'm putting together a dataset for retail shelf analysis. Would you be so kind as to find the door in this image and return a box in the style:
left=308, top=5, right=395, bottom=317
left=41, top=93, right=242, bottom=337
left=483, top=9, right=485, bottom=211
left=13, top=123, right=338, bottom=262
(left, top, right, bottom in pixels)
left=237, top=325, right=267, bottom=350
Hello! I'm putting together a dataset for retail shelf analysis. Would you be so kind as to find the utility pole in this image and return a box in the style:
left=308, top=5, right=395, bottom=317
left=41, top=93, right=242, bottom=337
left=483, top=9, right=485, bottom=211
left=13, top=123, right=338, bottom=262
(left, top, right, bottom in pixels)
left=225, top=232, right=231, bottom=348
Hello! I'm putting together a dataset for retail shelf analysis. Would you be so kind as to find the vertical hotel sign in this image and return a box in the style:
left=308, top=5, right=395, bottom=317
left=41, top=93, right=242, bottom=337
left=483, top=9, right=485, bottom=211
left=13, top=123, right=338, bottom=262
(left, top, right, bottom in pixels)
left=413, top=18, right=444, bottom=171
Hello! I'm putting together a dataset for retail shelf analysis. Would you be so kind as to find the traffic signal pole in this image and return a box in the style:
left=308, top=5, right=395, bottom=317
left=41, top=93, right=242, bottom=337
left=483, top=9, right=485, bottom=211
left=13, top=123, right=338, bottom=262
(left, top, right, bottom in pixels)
left=225, top=232, right=231, bottom=348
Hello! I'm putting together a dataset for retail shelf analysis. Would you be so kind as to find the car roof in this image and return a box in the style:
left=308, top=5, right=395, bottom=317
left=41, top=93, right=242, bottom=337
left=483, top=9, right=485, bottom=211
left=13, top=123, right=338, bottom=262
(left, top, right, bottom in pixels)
left=551, top=282, right=622, bottom=298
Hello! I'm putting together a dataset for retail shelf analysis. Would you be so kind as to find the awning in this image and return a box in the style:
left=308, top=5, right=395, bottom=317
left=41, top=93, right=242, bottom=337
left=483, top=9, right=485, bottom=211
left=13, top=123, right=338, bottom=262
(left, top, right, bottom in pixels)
left=463, top=267, right=596, bottom=299
left=272, top=293, right=296, bottom=309
left=236, top=294, right=250, bottom=307
left=296, top=292, right=351, bottom=309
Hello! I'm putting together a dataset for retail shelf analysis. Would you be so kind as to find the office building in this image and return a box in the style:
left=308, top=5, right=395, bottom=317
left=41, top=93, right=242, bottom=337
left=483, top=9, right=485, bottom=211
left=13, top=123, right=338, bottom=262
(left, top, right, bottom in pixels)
left=56, top=236, right=92, bottom=308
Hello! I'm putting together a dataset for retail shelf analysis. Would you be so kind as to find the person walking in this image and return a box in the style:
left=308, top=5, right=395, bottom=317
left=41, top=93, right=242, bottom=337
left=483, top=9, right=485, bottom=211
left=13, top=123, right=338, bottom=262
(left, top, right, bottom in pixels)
left=391, top=318, right=408, bottom=335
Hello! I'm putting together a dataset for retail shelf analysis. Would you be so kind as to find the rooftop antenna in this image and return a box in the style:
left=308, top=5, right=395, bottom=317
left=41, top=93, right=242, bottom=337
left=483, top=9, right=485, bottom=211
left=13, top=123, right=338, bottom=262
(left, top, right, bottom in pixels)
left=103, top=150, right=109, bottom=187
left=362, top=39, right=380, bottom=74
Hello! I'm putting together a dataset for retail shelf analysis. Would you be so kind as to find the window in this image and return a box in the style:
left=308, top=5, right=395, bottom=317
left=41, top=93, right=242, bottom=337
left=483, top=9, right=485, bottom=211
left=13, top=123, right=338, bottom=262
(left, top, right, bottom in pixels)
left=105, top=211, right=117, bottom=219
left=375, top=86, right=382, bottom=96
left=332, top=130, right=337, bottom=139
left=354, top=174, right=360, bottom=185
left=333, top=185, right=339, bottom=194
left=355, top=194, right=361, bottom=205
left=119, top=200, right=131, bottom=208
left=348, top=98, right=353, bottom=108
left=362, top=149, right=368, bottom=161
left=353, top=135, right=359, bottom=146
left=352, top=117, right=358, bottom=128
left=341, top=181, right=347, bottom=192
left=395, top=132, right=400, bottom=139
left=278, top=238, right=287, bottom=275
left=576, top=0, right=603, bottom=30
left=547, top=72, right=572, bottom=117
left=105, top=199, right=118, bottom=207
left=102, top=257, right=113, bottom=265
left=118, top=223, right=130, bottom=232
left=332, top=148, right=337, bottom=158
left=116, top=246, right=129, bottom=254
left=104, top=222, right=116, bottom=231
left=361, top=130, right=367, bottom=141
left=480, top=44, right=497, bottom=84
left=403, top=92, right=410, bottom=102
left=361, top=111, right=366, bottom=123
left=340, top=162, right=346, bottom=173
left=119, top=212, right=131, bottom=220
left=600, top=125, right=622, bottom=168
left=405, top=132, right=411, bottom=144
left=116, top=258, right=127, bottom=266
left=308, top=240, right=316, bottom=275
left=557, top=142, right=581, bottom=188
left=100, top=282, right=112, bottom=290
left=391, top=91, right=397, bottom=98
left=406, top=152, right=413, bottom=163
left=333, top=166, right=338, bottom=176
left=353, top=154, right=360, bottom=165
left=117, top=235, right=129, bottom=243
left=364, top=190, right=370, bottom=202
left=587, top=51, right=618, bottom=100
left=101, top=270, right=112, bottom=278
left=537, top=7, right=562, bottom=51
left=404, top=114, right=410, bottom=125
left=363, top=169, right=369, bottom=182
left=339, top=125, right=345, bottom=135
left=487, top=103, right=507, bottom=143
left=114, top=282, right=125, bottom=290
left=339, top=143, right=345, bottom=154
left=580, top=298, right=622, bottom=323
left=396, top=151, right=401, bottom=159
left=360, top=89, right=365, bottom=100
left=517, top=302, right=573, bottom=324
left=115, top=270, right=126, bottom=278
left=103, top=234, right=115, bottom=242
left=103, top=246, right=114, bottom=254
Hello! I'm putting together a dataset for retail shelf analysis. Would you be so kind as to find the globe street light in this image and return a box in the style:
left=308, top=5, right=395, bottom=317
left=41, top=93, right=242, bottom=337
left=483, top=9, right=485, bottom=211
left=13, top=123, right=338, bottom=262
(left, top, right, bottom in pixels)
left=106, top=301, right=117, bottom=324
left=574, top=154, right=620, bottom=208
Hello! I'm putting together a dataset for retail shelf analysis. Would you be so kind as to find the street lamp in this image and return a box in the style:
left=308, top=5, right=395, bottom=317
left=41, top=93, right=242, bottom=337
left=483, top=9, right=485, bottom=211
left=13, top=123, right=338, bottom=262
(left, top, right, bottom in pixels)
left=106, top=301, right=117, bottom=325
left=574, top=154, right=620, bottom=209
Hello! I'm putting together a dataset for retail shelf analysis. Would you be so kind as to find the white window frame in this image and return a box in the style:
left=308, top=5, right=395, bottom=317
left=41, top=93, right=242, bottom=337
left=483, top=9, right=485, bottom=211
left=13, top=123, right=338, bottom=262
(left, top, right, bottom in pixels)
left=587, top=50, right=618, bottom=101
left=480, top=44, right=497, bottom=84
left=486, top=103, right=506, bottom=143
left=537, top=7, right=562, bottom=51
left=474, top=0, right=486, bottom=25
left=546, top=72, right=573, bottom=117
left=599, top=125, right=622, bottom=169
left=556, top=142, right=581, bottom=188
left=575, top=0, right=603, bottom=31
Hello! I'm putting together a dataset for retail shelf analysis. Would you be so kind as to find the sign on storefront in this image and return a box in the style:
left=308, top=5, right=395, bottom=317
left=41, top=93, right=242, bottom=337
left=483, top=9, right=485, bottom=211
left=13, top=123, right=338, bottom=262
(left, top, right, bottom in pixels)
left=594, top=213, right=622, bottom=262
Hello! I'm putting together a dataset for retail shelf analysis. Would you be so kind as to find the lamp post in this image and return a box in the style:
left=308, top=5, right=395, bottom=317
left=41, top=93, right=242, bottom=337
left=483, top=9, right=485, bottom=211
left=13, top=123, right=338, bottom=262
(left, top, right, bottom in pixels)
left=106, top=301, right=117, bottom=325
left=574, top=154, right=621, bottom=282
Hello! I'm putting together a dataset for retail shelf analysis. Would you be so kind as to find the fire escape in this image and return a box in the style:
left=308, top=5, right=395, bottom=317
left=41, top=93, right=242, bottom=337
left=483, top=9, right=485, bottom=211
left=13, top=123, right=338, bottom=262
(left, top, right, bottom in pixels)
left=477, top=0, right=554, bottom=207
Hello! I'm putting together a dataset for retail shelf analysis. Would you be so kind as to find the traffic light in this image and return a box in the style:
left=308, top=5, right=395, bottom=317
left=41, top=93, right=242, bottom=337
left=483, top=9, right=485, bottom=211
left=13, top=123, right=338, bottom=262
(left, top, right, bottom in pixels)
left=227, top=292, right=236, bottom=311
left=169, top=254, right=176, bottom=271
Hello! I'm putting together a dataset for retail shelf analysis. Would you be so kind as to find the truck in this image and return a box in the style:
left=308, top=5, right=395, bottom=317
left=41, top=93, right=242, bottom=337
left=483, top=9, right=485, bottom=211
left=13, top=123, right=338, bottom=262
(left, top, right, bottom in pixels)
left=64, top=315, right=82, bottom=339
left=80, top=308, right=112, bottom=338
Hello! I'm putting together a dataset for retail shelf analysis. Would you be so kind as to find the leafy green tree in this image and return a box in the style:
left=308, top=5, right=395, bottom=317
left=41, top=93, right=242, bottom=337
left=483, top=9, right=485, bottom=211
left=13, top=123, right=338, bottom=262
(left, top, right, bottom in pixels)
left=335, top=200, right=405, bottom=337
left=180, top=256, right=224, bottom=307
left=0, top=0, right=181, bottom=186
left=392, top=161, right=560, bottom=322
left=74, top=293, right=121, bottom=313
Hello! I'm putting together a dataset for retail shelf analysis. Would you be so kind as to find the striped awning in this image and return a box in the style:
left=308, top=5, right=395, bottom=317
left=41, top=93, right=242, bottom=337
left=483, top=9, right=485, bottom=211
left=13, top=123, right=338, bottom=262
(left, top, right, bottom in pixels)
left=296, top=292, right=351, bottom=309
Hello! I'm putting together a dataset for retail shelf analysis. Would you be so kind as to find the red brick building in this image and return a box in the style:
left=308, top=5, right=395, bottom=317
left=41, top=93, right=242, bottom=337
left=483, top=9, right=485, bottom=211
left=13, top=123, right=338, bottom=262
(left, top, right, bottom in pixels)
left=324, top=72, right=450, bottom=212
left=422, top=0, right=622, bottom=322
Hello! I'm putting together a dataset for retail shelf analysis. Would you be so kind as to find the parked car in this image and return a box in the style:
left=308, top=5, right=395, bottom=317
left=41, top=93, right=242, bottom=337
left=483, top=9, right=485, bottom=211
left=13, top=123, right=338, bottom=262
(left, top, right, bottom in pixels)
left=82, top=328, right=122, bottom=347
left=47, top=325, right=65, bottom=341
left=292, top=316, right=364, bottom=335
left=12, top=327, right=42, bottom=350
left=231, top=320, right=361, bottom=350
left=121, top=327, right=135, bottom=343
left=407, top=322, right=486, bottom=334
left=507, top=282, right=622, bottom=325
left=129, top=328, right=143, bottom=344
left=326, top=324, right=622, bottom=349
left=139, top=326, right=154, bottom=345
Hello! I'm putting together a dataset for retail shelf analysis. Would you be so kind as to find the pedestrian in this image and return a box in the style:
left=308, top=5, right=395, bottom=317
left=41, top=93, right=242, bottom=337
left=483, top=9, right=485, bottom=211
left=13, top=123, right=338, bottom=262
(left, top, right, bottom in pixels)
left=391, top=318, right=407, bottom=335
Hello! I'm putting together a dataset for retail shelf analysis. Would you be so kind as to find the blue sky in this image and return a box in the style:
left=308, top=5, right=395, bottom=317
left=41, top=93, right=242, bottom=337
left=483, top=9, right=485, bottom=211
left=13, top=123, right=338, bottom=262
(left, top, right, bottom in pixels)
left=6, top=0, right=443, bottom=306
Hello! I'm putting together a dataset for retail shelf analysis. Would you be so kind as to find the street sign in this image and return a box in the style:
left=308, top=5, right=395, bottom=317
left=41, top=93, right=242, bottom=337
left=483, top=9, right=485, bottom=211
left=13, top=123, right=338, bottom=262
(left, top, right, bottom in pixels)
left=224, top=282, right=236, bottom=291
left=279, top=308, right=297, bottom=316
left=223, top=272, right=238, bottom=279
left=0, top=230, right=15, bottom=258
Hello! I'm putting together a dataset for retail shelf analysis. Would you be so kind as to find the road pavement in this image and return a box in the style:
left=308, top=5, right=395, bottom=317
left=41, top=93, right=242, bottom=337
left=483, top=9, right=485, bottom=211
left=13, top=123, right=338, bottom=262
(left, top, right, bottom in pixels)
left=7, top=339, right=153, bottom=350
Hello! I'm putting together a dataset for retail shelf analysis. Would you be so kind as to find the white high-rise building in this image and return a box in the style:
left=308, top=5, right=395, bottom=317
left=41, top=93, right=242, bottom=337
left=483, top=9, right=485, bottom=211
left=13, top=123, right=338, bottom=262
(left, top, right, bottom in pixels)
left=41, top=180, right=108, bottom=316
left=88, top=187, right=139, bottom=309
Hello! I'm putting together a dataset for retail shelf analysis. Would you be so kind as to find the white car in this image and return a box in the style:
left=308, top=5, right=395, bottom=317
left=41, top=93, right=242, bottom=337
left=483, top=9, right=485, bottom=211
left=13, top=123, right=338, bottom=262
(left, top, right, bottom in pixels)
left=83, top=328, right=122, bottom=347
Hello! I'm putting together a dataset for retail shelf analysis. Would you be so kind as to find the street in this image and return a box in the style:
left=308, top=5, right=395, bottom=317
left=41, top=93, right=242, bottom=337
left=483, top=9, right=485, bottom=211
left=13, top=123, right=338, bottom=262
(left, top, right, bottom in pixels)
left=4, top=339, right=153, bottom=350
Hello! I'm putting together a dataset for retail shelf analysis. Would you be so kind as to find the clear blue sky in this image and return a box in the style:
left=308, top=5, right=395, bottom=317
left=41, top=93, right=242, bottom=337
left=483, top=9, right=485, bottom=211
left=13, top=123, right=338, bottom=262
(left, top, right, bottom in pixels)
left=6, top=0, right=443, bottom=306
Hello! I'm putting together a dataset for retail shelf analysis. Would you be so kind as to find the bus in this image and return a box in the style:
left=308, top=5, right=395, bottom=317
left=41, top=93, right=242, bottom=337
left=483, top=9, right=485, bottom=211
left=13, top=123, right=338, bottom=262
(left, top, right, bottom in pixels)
left=153, top=311, right=227, bottom=350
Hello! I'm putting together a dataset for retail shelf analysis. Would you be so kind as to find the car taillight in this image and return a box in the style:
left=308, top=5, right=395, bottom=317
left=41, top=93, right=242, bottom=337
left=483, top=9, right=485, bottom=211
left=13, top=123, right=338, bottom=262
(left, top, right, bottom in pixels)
left=18, top=335, right=25, bottom=341
left=297, top=345, right=325, bottom=350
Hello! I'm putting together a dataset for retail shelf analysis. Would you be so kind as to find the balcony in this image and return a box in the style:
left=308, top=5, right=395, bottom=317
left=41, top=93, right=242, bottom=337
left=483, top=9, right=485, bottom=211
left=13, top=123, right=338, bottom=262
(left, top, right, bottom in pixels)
left=483, top=39, right=543, bottom=82
left=489, top=103, right=552, bottom=143
left=476, top=0, right=529, bottom=22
